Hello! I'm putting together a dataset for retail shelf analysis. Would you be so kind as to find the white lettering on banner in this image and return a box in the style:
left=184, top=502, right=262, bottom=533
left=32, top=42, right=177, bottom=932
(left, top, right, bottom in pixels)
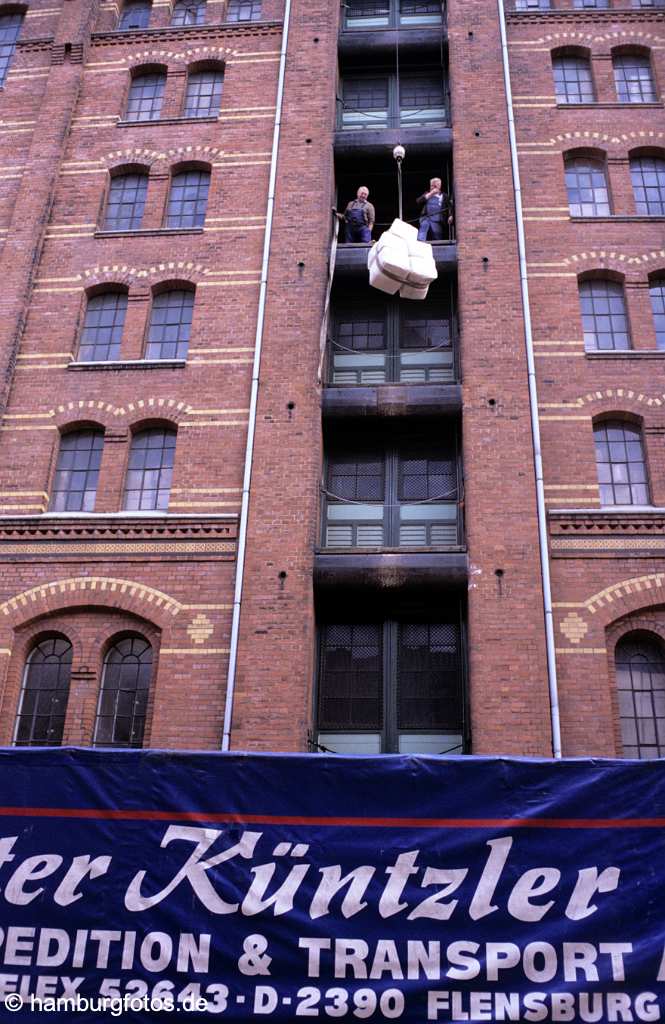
left=0, top=829, right=622, bottom=923
left=0, top=928, right=211, bottom=973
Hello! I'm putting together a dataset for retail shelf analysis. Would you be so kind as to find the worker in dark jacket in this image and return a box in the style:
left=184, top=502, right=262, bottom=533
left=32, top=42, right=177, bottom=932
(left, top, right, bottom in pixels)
left=335, top=186, right=376, bottom=243
left=416, top=177, right=453, bottom=241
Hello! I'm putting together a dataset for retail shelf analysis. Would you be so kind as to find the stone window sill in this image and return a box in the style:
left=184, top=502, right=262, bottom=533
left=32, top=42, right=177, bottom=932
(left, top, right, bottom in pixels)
left=572, top=215, right=665, bottom=223
left=95, top=227, right=204, bottom=238
left=585, top=350, right=665, bottom=359
left=556, top=101, right=663, bottom=109
left=68, top=359, right=186, bottom=371
left=117, top=115, right=218, bottom=128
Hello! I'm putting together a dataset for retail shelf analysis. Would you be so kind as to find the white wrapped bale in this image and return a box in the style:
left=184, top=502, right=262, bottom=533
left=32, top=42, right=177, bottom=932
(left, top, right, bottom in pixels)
left=399, top=281, right=429, bottom=301
left=366, top=218, right=439, bottom=300
left=367, top=246, right=401, bottom=295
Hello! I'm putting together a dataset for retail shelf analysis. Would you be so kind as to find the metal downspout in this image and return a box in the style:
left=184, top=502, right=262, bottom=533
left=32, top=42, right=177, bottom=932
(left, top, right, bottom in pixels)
left=496, top=0, right=562, bottom=758
left=221, top=0, right=293, bottom=750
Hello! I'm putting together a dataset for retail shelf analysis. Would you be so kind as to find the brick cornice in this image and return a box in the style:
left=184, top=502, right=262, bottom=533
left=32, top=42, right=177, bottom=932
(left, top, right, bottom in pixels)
left=507, top=11, right=665, bottom=25
left=549, top=509, right=665, bottom=534
left=0, top=513, right=238, bottom=543
left=90, top=21, right=282, bottom=46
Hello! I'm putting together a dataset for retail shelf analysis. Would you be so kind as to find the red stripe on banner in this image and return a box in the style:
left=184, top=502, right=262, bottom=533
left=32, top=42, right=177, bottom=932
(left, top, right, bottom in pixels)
left=0, top=807, right=663, bottom=827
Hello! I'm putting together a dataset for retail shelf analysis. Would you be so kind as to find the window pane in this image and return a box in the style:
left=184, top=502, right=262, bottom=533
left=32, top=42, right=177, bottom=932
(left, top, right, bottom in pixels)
left=631, top=156, right=665, bottom=216
left=79, top=292, right=128, bottom=361
left=123, top=429, right=176, bottom=511
left=94, top=636, right=153, bottom=748
left=104, top=173, right=148, bottom=231
left=166, top=170, right=210, bottom=228
left=565, top=157, right=610, bottom=217
left=183, top=70, right=223, bottom=117
left=0, top=12, right=22, bottom=85
left=146, top=289, right=194, bottom=359
left=226, top=0, right=261, bottom=19
left=400, top=74, right=447, bottom=128
left=515, top=0, right=550, bottom=7
left=613, top=54, right=656, bottom=103
left=400, top=0, right=442, bottom=25
left=574, top=0, right=609, bottom=6
left=345, top=0, right=390, bottom=28
left=318, top=625, right=383, bottom=730
left=397, top=623, right=462, bottom=731
left=616, top=635, right=665, bottom=759
left=14, top=638, right=72, bottom=747
left=342, top=76, right=390, bottom=130
left=171, top=0, right=205, bottom=24
left=125, top=71, right=165, bottom=121
left=594, top=421, right=649, bottom=507
left=579, top=279, right=630, bottom=351
left=118, top=0, right=151, bottom=29
left=553, top=56, right=595, bottom=104
left=50, top=430, right=104, bottom=512
left=651, top=280, right=665, bottom=351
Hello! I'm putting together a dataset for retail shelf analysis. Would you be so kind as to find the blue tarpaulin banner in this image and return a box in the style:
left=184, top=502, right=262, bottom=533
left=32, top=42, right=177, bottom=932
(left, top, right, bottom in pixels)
left=0, top=748, right=663, bottom=1021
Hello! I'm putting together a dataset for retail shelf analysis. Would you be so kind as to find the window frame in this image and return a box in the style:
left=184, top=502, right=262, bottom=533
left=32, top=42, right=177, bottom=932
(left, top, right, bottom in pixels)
left=182, top=65, right=224, bottom=118
left=329, top=288, right=457, bottom=385
left=0, top=10, right=23, bottom=86
left=614, top=632, right=665, bottom=760
left=49, top=427, right=105, bottom=512
left=322, top=433, right=462, bottom=549
left=144, top=286, right=195, bottom=360
left=124, top=67, right=167, bottom=123
left=77, top=289, right=129, bottom=362
left=579, top=277, right=631, bottom=351
left=564, top=153, right=611, bottom=217
left=552, top=51, right=596, bottom=105
left=342, top=0, right=443, bottom=31
left=118, top=0, right=151, bottom=29
left=225, top=0, right=262, bottom=21
left=338, top=68, right=449, bottom=131
left=649, top=276, right=665, bottom=350
left=613, top=50, right=657, bottom=104
left=93, top=633, right=153, bottom=749
left=170, top=0, right=205, bottom=25
left=165, top=167, right=211, bottom=228
left=593, top=419, right=651, bottom=508
left=103, top=169, right=149, bottom=232
left=13, top=636, right=73, bottom=748
left=123, top=425, right=177, bottom=512
left=315, top=613, right=467, bottom=755
left=630, top=153, right=665, bottom=216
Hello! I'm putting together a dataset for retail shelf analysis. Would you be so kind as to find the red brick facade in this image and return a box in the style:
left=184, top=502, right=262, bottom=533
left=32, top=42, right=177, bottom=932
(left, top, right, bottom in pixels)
left=0, top=0, right=662, bottom=760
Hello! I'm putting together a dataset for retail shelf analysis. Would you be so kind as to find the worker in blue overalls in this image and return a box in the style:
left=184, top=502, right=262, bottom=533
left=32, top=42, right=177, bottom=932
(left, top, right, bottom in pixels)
left=335, top=186, right=376, bottom=243
left=416, top=177, right=453, bottom=241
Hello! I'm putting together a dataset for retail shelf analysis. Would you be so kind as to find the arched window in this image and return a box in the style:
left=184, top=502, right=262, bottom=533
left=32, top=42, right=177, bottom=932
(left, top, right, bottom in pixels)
left=183, top=67, right=223, bottom=117
left=171, top=0, right=205, bottom=24
left=166, top=169, right=210, bottom=228
left=615, top=634, right=665, bottom=759
left=50, top=429, right=104, bottom=512
left=0, top=11, right=23, bottom=85
left=226, top=0, right=262, bottom=19
left=14, top=637, right=72, bottom=747
left=651, top=277, right=665, bottom=350
left=146, top=288, right=194, bottom=359
left=125, top=69, right=166, bottom=122
left=565, top=155, right=610, bottom=217
left=104, top=171, right=148, bottom=231
left=124, top=427, right=176, bottom=510
left=118, top=0, right=151, bottom=29
left=630, top=154, right=665, bottom=216
left=613, top=52, right=657, bottom=103
left=94, top=635, right=152, bottom=748
left=552, top=52, right=594, bottom=104
left=594, top=421, right=650, bottom=507
left=79, top=291, right=128, bottom=361
left=579, top=278, right=630, bottom=351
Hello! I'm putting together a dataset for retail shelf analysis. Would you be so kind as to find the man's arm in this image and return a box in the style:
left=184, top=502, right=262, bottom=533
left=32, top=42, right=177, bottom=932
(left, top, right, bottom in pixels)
left=366, top=201, right=376, bottom=227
